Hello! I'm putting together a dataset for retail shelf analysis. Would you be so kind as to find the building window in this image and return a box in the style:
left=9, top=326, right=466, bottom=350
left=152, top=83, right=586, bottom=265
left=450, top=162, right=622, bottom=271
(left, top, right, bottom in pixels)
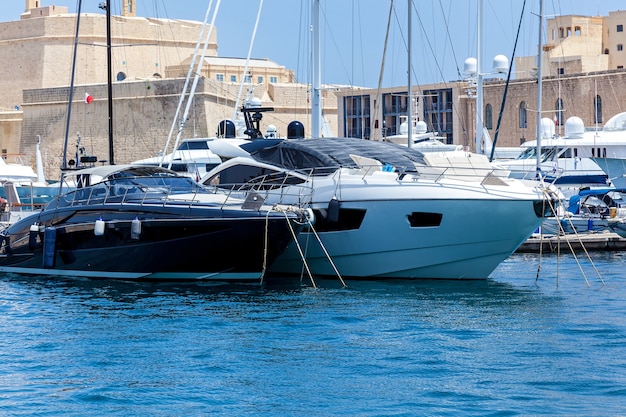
left=559, top=27, right=564, bottom=38
left=558, top=67, right=565, bottom=75
left=230, top=75, right=237, bottom=82
left=519, top=101, right=527, bottom=129
left=618, top=24, right=624, bottom=32
left=244, top=75, right=252, bottom=83
left=257, top=76, right=263, bottom=83
left=605, top=48, right=610, bottom=55
left=594, top=95, right=603, bottom=124
left=619, top=66, right=625, bottom=69
left=574, top=26, right=581, bottom=36
left=116, top=71, right=127, bottom=81
left=344, top=95, right=371, bottom=139
left=485, top=103, right=493, bottom=130
left=556, top=98, right=564, bottom=126
left=270, top=76, right=277, bottom=83
left=216, top=74, right=224, bottom=82
left=619, top=44, right=624, bottom=52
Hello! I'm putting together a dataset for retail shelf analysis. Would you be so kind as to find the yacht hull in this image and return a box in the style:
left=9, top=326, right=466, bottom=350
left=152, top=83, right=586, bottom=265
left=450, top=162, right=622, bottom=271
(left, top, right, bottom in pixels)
left=0, top=207, right=299, bottom=281
left=271, top=185, right=544, bottom=279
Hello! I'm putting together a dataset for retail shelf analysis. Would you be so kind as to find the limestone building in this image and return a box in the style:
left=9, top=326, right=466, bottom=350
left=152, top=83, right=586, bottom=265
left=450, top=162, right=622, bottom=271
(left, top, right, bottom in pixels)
left=0, top=1, right=337, bottom=179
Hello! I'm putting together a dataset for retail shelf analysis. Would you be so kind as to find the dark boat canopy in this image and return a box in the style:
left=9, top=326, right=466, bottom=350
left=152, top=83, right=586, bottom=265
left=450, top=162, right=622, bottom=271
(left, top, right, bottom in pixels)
left=248, top=138, right=426, bottom=171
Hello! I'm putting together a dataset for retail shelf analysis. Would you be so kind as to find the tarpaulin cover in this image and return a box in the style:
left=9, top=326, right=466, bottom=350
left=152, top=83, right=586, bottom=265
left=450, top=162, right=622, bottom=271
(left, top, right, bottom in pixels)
left=248, top=137, right=426, bottom=172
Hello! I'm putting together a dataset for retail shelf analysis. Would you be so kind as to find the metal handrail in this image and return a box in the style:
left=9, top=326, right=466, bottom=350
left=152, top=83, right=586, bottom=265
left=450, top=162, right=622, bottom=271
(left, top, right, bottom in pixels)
left=57, top=173, right=314, bottom=211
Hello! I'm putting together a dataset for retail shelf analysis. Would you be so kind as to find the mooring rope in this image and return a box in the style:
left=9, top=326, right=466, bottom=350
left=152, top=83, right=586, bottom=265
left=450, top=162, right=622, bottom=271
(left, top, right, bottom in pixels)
left=538, top=186, right=605, bottom=287
left=259, top=209, right=271, bottom=285
left=282, top=209, right=317, bottom=288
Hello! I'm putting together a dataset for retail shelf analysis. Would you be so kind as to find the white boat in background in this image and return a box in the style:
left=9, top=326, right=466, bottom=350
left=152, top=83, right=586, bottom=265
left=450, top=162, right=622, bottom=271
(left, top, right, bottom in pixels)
left=132, top=137, right=225, bottom=181
left=591, top=156, right=626, bottom=189
left=384, top=118, right=464, bottom=153
left=498, top=113, right=626, bottom=187
left=539, top=187, right=626, bottom=235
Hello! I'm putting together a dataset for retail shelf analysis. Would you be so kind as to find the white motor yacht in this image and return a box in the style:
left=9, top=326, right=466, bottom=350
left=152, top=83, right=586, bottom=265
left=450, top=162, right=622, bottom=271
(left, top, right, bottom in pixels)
left=202, top=137, right=553, bottom=279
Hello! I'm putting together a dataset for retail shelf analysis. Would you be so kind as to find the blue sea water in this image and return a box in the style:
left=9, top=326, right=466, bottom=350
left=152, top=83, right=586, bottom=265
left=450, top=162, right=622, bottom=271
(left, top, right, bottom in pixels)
left=0, top=252, right=625, bottom=416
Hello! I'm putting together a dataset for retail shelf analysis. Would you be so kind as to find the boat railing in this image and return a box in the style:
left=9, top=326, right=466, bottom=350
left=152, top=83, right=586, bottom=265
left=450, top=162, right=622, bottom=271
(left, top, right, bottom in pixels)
left=209, top=170, right=315, bottom=207
left=52, top=173, right=314, bottom=211
left=345, top=159, right=512, bottom=184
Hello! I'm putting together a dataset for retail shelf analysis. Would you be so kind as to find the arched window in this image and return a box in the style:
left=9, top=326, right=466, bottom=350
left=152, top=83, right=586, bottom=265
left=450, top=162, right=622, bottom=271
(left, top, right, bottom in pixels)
left=594, top=95, right=603, bottom=124
left=116, top=72, right=127, bottom=82
left=556, top=98, right=564, bottom=126
left=485, top=103, right=493, bottom=130
left=519, top=101, right=527, bottom=128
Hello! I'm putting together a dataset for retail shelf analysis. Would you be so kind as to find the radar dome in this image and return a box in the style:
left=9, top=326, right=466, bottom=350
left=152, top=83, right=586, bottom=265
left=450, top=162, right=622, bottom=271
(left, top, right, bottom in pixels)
left=540, top=117, right=555, bottom=139
left=564, top=116, right=585, bottom=138
left=216, top=119, right=236, bottom=138
left=464, top=57, right=477, bottom=76
left=245, top=96, right=262, bottom=108
left=288, top=121, right=305, bottom=139
left=265, top=124, right=278, bottom=138
left=492, top=55, right=509, bottom=73
left=398, top=121, right=408, bottom=135
left=415, top=120, right=428, bottom=134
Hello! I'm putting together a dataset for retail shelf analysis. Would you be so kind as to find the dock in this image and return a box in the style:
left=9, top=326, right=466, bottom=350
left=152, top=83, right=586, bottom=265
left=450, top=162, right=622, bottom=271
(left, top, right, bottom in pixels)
left=517, top=231, right=626, bottom=253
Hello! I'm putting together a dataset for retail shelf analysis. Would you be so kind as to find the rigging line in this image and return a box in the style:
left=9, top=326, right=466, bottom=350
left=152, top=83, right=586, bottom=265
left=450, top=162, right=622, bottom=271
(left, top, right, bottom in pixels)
left=159, top=0, right=217, bottom=168
left=372, top=0, right=394, bottom=139
left=61, top=0, right=84, bottom=174
left=292, top=0, right=306, bottom=118
left=437, top=0, right=462, bottom=80
left=233, top=0, right=265, bottom=121
left=317, top=2, right=354, bottom=86
left=604, top=73, right=623, bottom=114
left=410, top=2, right=471, bottom=142
left=490, top=0, right=527, bottom=161
left=170, top=0, right=221, bottom=168
left=153, top=0, right=188, bottom=83
left=355, top=0, right=367, bottom=94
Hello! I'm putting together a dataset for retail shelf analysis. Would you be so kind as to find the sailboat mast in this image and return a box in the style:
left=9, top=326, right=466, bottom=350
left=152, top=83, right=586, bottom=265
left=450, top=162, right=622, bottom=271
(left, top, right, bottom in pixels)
left=311, top=0, right=321, bottom=138
left=475, top=0, right=483, bottom=154
left=105, top=1, right=114, bottom=165
left=535, top=0, right=544, bottom=177
left=407, top=0, right=413, bottom=148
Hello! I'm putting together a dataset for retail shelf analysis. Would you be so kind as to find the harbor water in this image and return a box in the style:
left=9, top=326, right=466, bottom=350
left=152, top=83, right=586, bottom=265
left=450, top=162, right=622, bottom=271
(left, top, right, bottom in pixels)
left=1, top=252, right=625, bottom=416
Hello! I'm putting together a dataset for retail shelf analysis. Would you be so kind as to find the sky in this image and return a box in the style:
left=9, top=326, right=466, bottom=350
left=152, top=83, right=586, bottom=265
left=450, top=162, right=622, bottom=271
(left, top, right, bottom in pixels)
left=2, top=0, right=626, bottom=88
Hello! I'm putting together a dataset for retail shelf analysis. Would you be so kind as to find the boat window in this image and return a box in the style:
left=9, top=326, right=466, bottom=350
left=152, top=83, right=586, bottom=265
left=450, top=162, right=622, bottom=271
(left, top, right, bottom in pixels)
left=206, top=165, right=275, bottom=185
left=541, top=147, right=556, bottom=162
left=515, top=148, right=536, bottom=160
left=558, top=148, right=572, bottom=158
left=204, top=164, right=306, bottom=189
left=178, top=141, right=209, bottom=150
left=407, top=212, right=442, bottom=228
